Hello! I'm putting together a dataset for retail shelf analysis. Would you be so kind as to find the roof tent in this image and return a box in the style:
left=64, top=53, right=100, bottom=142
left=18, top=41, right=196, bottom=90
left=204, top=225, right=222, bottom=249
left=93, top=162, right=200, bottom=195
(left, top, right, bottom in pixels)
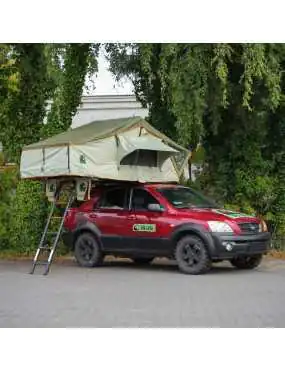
left=20, top=117, right=190, bottom=183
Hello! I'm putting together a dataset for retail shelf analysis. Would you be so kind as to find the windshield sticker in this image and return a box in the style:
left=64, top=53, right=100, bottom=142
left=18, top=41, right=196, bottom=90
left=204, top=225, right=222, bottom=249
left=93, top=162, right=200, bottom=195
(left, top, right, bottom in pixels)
left=213, top=209, right=251, bottom=218
left=133, top=224, right=156, bottom=232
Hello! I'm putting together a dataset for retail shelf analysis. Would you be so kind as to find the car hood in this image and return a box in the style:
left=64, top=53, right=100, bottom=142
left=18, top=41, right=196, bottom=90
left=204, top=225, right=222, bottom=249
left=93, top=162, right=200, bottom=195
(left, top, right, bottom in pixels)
left=175, top=207, right=260, bottom=223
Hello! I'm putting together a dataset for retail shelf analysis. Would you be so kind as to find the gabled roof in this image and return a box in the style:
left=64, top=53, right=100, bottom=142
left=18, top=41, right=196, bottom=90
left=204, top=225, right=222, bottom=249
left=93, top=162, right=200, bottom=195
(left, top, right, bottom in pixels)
left=23, top=116, right=188, bottom=153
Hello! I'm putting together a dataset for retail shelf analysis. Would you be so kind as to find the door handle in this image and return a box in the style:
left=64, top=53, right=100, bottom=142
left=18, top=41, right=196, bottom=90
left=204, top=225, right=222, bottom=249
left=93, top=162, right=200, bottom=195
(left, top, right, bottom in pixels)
left=127, top=215, right=136, bottom=220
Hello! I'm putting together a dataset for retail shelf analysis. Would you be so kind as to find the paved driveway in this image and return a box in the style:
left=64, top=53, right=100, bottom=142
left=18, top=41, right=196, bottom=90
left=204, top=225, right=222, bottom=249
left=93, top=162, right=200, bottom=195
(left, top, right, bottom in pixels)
left=0, top=258, right=285, bottom=327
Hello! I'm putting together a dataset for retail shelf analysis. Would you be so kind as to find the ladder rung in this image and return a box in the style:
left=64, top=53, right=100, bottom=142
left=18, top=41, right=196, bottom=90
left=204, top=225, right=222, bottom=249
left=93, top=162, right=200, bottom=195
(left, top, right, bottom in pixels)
left=35, top=261, right=49, bottom=266
left=39, top=246, right=52, bottom=251
left=30, top=191, right=75, bottom=275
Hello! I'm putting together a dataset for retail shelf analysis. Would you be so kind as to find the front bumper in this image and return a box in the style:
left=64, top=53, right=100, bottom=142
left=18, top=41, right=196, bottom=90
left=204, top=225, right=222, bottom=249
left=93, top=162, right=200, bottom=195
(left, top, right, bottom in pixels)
left=210, top=232, right=271, bottom=259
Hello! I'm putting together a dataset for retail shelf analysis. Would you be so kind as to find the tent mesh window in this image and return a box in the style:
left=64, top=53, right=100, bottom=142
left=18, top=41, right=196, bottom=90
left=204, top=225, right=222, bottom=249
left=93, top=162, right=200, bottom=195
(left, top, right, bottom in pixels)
left=173, top=151, right=186, bottom=169
left=120, top=150, right=158, bottom=167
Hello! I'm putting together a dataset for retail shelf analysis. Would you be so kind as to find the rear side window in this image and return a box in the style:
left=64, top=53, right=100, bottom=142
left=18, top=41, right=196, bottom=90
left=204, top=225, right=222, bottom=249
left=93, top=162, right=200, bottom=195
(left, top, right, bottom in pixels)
left=98, top=188, right=128, bottom=209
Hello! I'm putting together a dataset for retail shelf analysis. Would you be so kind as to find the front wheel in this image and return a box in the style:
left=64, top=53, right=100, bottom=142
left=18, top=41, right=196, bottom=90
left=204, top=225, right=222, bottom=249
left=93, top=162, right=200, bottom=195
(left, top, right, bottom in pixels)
left=175, top=235, right=211, bottom=275
left=230, top=254, right=263, bottom=270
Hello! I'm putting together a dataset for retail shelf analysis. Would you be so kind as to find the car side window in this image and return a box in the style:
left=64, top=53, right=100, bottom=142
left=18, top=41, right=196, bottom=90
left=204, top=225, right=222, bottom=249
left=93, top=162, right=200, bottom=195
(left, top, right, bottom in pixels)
left=131, top=188, right=160, bottom=211
left=98, top=188, right=128, bottom=209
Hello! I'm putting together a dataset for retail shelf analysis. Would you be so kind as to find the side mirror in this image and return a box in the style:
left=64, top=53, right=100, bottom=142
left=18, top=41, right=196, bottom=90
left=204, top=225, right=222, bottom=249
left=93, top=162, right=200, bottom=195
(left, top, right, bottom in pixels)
left=147, top=203, right=164, bottom=212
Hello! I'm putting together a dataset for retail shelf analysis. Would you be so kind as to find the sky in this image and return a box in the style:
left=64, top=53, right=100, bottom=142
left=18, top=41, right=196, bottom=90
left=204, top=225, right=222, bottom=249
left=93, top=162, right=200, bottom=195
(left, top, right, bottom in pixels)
left=85, top=49, right=134, bottom=96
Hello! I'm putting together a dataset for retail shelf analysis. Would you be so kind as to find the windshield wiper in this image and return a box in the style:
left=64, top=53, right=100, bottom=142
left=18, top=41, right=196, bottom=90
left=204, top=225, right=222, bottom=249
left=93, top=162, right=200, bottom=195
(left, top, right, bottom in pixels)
left=194, top=205, right=213, bottom=209
left=176, top=204, right=214, bottom=209
left=175, top=204, right=196, bottom=209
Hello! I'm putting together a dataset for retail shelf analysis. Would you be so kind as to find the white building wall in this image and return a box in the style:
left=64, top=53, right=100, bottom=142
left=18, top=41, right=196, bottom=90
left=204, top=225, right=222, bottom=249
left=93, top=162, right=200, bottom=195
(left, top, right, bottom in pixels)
left=45, top=94, right=149, bottom=128
left=72, top=95, right=148, bottom=128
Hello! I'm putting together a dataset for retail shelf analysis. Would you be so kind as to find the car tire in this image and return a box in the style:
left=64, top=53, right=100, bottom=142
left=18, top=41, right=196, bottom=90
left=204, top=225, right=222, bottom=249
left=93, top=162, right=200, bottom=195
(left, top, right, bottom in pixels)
left=132, top=257, right=154, bottom=265
left=74, top=232, right=103, bottom=268
left=175, top=235, right=211, bottom=275
left=230, top=254, right=263, bottom=270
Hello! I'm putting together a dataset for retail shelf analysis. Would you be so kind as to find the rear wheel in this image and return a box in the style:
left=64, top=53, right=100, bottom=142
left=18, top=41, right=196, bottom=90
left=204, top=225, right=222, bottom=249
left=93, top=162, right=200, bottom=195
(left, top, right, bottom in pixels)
left=230, top=254, right=263, bottom=270
left=175, top=235, right=211, bottom=275
left=74, top=232, right=103, bottom=267
left=132, top=257, right=154, bottom=265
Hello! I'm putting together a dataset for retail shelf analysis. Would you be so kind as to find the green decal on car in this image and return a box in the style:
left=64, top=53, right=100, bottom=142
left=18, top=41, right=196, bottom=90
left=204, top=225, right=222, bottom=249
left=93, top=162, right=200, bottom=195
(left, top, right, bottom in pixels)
left=213, top=209, right=253, bottom=218
left=133, top=224, right=156, bottom=232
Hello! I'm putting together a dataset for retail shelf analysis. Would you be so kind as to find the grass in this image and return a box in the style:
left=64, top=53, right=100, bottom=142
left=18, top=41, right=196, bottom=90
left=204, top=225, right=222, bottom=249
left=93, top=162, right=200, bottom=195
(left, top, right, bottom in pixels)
left=0, top=246, right=71, bottom=261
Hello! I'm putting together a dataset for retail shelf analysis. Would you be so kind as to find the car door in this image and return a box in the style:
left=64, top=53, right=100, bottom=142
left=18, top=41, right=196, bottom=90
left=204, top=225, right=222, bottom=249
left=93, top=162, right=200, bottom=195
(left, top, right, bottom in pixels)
left=129, top=187, right=171, bottom=256
left=88, top=186, right=134, bottom=252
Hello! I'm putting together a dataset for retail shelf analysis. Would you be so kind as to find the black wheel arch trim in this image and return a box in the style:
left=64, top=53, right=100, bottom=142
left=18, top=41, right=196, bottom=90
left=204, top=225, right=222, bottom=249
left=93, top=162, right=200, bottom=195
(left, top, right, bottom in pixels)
left=170, top=223, right=217, bottom=257
left=72, top=221, right=103, bottom=249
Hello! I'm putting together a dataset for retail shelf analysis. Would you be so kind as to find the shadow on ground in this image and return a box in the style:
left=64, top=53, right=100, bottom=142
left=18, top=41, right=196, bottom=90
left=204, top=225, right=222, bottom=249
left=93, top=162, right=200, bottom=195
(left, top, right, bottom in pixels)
left=1, top=256, right=277, bottom=276
left=53, top=257, right=248, bottom=275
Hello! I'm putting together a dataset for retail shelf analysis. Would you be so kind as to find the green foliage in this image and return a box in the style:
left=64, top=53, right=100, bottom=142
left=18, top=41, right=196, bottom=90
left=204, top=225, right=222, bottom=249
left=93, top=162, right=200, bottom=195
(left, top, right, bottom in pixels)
left=0, top=169, right=17, bottom=250
left=106, top=43, right=285, bottom=234
left=0, top=44, right=19, bottom=103
left=0, top=44, right=54, bottom=162
left=191, top=145, right=205, bottom=164
left=105, top=43, right=178, bottom=140
left=43, top=43, right=99, bottom=137
left=0, top=43, right=99, bottom=254
left=0, top=151, right=4, bottom=165
left=9, top=180, right=48, bottom=254
left=0, top=44, right=54, bottom=253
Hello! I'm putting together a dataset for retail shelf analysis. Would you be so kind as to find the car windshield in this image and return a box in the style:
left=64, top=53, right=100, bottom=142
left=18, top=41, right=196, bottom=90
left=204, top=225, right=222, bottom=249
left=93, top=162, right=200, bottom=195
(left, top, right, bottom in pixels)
left=157, top=187, right=217, bottom=209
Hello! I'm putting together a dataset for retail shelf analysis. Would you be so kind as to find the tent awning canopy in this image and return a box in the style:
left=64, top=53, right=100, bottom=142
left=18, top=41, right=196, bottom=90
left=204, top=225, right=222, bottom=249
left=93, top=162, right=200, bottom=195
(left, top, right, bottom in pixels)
left=117, top=134, right=178, bottom=164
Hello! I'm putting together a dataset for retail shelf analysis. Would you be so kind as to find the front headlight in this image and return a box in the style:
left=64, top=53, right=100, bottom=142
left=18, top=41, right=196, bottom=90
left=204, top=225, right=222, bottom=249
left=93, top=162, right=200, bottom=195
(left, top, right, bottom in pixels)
left=208, top=221, right=234, bottom=233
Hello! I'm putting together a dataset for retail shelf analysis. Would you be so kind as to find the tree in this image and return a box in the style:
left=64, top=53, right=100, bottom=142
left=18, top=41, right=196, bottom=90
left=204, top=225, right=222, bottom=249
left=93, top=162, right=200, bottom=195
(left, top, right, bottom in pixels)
left=1, top=44, right=55, bottom=253
left=43, top=43, right=99, bottom=137
left=0, top=43, right=99, bottom=253
left=0, top=44, right=18, bottom=102
left=0, top=44, right=53, bottom=162
left=106, top=43, right=285, bottom=231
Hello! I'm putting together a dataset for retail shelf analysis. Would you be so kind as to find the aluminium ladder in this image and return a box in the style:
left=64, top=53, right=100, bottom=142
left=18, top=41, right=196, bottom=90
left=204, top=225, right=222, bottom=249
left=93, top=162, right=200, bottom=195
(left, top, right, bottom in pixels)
left=30, top=189, right=74, bottom=276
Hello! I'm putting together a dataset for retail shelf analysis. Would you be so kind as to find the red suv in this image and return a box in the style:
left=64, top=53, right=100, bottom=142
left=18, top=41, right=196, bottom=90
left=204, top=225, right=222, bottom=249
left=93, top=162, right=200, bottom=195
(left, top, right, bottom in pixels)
left=62, top=183, right=271, bottom=274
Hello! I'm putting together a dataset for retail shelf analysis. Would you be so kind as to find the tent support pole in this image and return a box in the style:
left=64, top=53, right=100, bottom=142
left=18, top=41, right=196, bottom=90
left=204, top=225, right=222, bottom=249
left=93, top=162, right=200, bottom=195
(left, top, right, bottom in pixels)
left=41, top=148, right=45, bottom=173
left=67, top=144, right=70, bottom=173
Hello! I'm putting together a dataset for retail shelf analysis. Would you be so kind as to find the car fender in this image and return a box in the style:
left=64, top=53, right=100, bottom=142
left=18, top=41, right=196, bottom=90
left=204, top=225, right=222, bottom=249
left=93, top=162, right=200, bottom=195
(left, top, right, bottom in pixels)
left=170, top=223, right=217, bottom=257
left=72, top=221, right=103, bottom=248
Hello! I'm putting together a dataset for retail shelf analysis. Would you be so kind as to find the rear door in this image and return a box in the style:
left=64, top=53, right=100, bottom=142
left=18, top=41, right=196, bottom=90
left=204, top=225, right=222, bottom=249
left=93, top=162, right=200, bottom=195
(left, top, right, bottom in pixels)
left=88, top=186, right=134, bottom=252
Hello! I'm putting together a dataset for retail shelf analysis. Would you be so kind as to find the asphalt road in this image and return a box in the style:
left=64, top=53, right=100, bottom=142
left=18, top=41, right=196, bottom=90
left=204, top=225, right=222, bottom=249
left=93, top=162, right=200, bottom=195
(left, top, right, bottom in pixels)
left=0, top=257, right=285, bottom=327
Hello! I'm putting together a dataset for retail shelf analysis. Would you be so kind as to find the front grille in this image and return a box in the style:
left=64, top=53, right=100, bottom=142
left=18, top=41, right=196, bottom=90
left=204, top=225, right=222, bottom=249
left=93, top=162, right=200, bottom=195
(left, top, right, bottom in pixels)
left=238, top=222, right=260, bottom=234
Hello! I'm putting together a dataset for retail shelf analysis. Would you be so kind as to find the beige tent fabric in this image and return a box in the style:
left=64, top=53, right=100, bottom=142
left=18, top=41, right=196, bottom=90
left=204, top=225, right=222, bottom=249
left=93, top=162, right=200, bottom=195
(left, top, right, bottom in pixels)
left=117, top=134, right=177, bottom=165
left=23, top=117, right=187, bottom=152
left=23, top=117, right=139, bottom=150
left=20, top=117, right=190, bottom=182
